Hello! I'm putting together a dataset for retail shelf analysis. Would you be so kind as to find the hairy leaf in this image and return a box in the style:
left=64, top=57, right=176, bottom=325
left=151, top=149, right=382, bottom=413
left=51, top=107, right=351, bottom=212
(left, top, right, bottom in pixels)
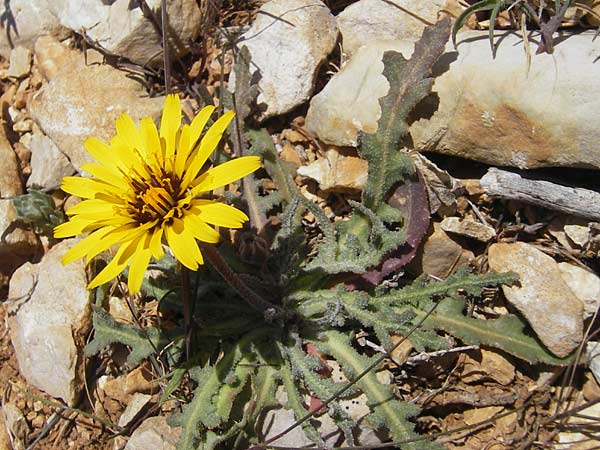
left=315, top=330, right=442, bottom=450
left=361, top=17, right=451, bottom=213
left=419, top=297, right=571, bottom=365
left=84, top=306, right=170, bottom=366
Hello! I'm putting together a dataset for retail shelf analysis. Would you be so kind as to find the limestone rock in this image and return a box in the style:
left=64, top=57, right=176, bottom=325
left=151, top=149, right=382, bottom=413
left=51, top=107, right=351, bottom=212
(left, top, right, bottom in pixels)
left=27, top=133, right=75, bottom=191
left=7, top=239, right=92, bottom=406
left=411, top=31, right=600, bottom=169
left=7, top=47, right=32, bottom=79
left=231, top=0, right=338, bottom=120
left=337, top=0, right=450, bottom=57
left=558, top=263, right=600, bottom=320
left=34, top=36, right=69, bottom=81
left=124, top=416, right=181, bottom=450
left=29, top=38, right=164, bottom=171
left=0, top=124, right=23, bottom=197
left=306, top=40, right=412, bottom=146
left=118, top=393, right=152, bottom=428
left=297, top=147, right=368, bottom=191
left=488, top=242, right=584, bottom=358
left=307, top=31, right=600, bottom=169
left=56, top=0, right=202, bottom=66
left=440, top=216, right=496, bottom=242
left=0, top=0, right=69, bottom=59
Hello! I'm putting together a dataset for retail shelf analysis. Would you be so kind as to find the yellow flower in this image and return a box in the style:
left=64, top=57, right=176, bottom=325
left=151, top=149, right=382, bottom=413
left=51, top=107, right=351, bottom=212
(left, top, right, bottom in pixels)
left=54, top=94, right=260, bottom=294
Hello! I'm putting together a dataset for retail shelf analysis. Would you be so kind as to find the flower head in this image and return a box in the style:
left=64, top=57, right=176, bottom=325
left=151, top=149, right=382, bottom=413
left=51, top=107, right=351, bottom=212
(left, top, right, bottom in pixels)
left=54, top=95, right=260, bottom=293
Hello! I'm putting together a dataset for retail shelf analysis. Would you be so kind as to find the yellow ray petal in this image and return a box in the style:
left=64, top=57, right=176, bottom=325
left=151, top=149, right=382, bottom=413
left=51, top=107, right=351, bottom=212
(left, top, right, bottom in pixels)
left=183, top=213, right=220, bottom=243
left=80, top=163, right=130, bottom=191
left=190, top=201, right=249, bottom=228
left=191, top=156, right=261, bottom=194
left=61, top=176, right=120, bottom=199
left=160, top=94, right=181, bottom=166
left=181, top=110, right=235, bottom=189
left=65, top=198, right=119, bottom=217
left=84, top=137, right=125, bottom=172
left=127, top=235, right=152, bottom=294
left=54, top=217, right=98, bottom=238
left=149, top=226, right=164, bottom=259
left=140, top=117, right=163, bottom=166
left=83, top=221, right=155, bottom=264
left=61, top=226, right=114, bottom=265
left=115, top=112, right=145, bottom=158
left=164, top=218, right=202, bottom=270
left=174, top=124, right=191, bottom=178
left=188, top=105, right=216, bottom=148
left=87, top=240, right=136, bottom=289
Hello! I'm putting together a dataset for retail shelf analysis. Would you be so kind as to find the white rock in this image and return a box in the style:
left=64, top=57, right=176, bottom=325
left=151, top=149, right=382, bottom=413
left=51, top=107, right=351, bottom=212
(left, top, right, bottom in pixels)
left=558, top=263, right=600, bottom=320
left=337, top=0, right=450, bottom=57
left=29, top=37, right=164, bottom=171
left=564, top=224, right=591, bottom=247
left=232, top=0, right=338, bottom=120
left=56, top=0, right=202, bottom=66
left=0, top=0, right=68, bottom=59
left=412, top=31, right=600, bottom=169
left=307, top=31, right=600, bottom=169
left=118, top=393, right=152, bottom=428
left=306, top=40, right=413, bottom=146
left=297, top=147, right=368, bottom=191
left=7, top=47, right=32, bottom=78
left=440, top=217, right=496, bottom=242
left=7, top=239, right=92, bottom=406
left=1, top=403, right=29, bottom=442
left=587, top=341, right=600, bottom=386
left=124, top=416, right=181, bottom=450
left=488, top=242, right=584, bottom=358
left=27, top=133, right=75, bottom=191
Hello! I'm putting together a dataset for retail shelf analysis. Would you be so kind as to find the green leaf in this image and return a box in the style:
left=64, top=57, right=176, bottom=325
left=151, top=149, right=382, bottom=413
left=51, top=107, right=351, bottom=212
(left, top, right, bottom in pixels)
left=361, top=17, right=451, bottom=213
left=314, top=331, right=442, bottom=450
left=247, top=127, right=297, bottom=205
left=418, top=297, right=572, bottom=365
left=12, top=189, right=65, bottom=237
left=84, top=306, right=170, bottom=366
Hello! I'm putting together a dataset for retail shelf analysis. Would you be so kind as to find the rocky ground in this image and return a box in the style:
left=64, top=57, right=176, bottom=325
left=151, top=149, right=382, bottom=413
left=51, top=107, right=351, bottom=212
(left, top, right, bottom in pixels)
left=0, top=1, right=600, bottom=449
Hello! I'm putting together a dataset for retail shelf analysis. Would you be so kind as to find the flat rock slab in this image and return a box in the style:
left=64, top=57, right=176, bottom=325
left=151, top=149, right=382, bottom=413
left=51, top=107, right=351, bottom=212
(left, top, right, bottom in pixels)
left=58, top=0, right=202, bottom=66
left=307, top=31, right=600, bottom=169
left=337, top=0, right=451, bottom=57
left=7, top=239, right=92, bottom=406
left=27, top=133, right=75, bottom=191
left=29, top=37, right=164, bottom=172
left=232, top=0, right=338, bottom=120
left=488, top=242, right=584, bottom=358
left=0, top=0, right=68, bottom=58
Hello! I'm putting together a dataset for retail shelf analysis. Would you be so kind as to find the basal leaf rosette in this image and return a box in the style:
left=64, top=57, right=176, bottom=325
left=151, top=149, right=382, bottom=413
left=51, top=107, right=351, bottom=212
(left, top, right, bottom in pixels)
left=54, top=95, right=260, bottom=294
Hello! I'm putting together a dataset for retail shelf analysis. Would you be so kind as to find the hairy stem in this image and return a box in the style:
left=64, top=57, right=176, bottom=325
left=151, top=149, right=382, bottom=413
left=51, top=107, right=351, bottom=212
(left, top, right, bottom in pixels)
left=181, top=266, right=192, bottom=359
left=199, top=244, right=282, bottom=319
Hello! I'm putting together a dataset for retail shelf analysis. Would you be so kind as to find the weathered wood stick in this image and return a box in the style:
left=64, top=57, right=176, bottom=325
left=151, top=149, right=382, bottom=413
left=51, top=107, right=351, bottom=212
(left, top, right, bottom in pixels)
left=480, top=168, right=600, bottom=221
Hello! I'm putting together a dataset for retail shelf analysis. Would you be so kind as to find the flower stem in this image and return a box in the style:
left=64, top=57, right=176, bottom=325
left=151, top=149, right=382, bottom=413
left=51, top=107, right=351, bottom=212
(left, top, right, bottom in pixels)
left=181, top=266, right=192, bottom=359
left=199, top=244, right=282, bottom=320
